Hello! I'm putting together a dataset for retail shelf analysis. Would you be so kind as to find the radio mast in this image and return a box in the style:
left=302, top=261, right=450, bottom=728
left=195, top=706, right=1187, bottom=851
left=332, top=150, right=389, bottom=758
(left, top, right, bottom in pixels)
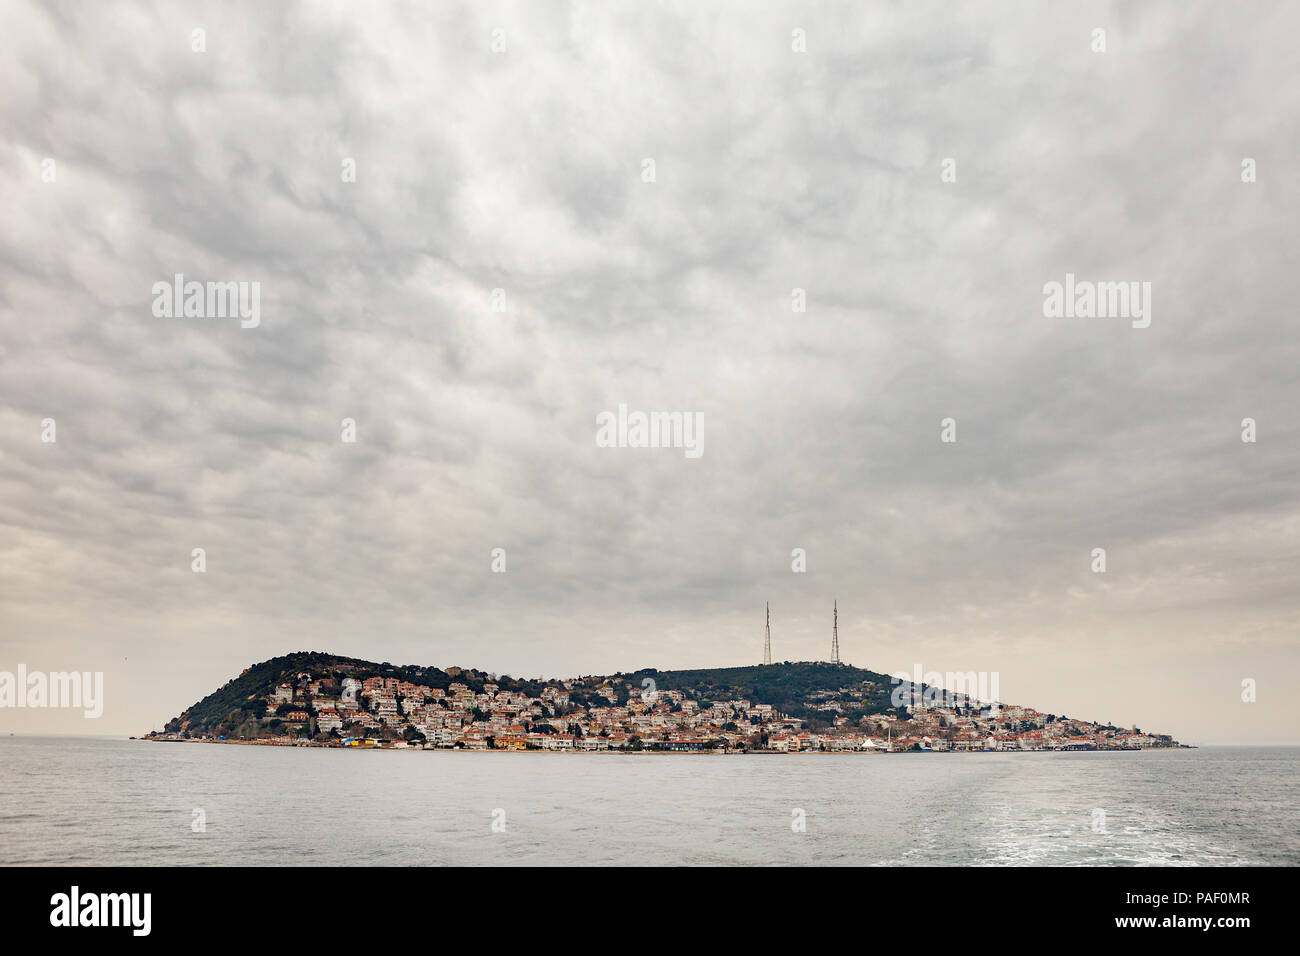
left=831, top=600, right=840, bottom=664
left=763, top=602, right=772, bottom=665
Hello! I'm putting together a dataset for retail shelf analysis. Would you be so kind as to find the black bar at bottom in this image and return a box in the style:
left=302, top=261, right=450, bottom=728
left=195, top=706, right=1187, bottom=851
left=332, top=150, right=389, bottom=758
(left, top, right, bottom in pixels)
left=2, top=865, right=1278, bottom=942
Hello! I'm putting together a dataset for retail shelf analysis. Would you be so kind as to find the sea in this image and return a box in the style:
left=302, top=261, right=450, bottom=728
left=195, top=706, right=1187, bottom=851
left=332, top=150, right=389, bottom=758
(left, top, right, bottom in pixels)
left=1, top=737, right=1295, bottom=866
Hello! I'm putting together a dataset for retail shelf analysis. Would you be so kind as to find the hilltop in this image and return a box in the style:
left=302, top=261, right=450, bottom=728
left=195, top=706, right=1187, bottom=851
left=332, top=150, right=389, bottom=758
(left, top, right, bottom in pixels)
left=627, top=661, right=903, bottom=722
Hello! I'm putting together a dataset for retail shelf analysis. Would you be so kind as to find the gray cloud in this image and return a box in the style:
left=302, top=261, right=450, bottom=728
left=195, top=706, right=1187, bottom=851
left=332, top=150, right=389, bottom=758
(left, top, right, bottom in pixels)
left=1, top=0, right=1297, bottom=742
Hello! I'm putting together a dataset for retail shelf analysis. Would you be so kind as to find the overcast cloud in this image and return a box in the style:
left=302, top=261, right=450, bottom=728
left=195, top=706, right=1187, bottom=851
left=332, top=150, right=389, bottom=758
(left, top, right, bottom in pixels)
left=1, top=0, right=1297, bottom=742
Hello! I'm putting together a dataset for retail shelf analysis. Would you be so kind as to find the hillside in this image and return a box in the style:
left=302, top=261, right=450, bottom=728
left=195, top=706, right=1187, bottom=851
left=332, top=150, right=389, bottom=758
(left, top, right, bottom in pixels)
left=164, top=651, right=553, bottom=735
left=626, top=662, right=904, bottom=724
left=157, top=651, right=1178, bottom=751
left=163, top=654, right=919, bottom=737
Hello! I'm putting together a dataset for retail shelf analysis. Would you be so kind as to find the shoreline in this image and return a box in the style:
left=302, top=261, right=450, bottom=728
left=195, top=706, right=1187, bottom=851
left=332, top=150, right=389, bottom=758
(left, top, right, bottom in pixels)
left=137, top=736, right=1193, bottom=754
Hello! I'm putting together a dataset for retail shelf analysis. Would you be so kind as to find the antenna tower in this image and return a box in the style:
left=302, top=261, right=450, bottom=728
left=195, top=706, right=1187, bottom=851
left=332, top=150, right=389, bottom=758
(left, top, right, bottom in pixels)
left=763, top=602, right=772, bottom=665
left=831, top=600, right=841, bottom=664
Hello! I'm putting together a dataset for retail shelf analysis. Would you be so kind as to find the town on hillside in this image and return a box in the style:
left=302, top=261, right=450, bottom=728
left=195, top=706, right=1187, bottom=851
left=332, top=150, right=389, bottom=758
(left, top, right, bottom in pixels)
left=145, top=662, right=1182, bottom=753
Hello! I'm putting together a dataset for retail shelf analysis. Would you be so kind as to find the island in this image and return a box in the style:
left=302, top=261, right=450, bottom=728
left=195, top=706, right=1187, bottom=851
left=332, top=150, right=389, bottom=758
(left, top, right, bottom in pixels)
left=143, top=652, right=1186, bottom=752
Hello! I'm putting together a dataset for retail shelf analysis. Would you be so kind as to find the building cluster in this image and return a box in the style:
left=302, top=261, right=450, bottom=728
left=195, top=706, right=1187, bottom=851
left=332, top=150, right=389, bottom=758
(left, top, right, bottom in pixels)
left=889, top=703, right=1175, bottom=752
left=155, top=668, right=1177, bottom=752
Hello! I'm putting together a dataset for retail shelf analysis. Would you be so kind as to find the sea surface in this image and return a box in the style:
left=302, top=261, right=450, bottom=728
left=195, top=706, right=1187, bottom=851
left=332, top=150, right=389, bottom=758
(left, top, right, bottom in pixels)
left=1, top=737, right=1295, bottom=866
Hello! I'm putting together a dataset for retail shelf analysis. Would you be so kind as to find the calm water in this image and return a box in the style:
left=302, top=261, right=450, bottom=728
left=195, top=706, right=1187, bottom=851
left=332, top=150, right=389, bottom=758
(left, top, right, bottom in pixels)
left=1, top=738, right=1295, bottom=865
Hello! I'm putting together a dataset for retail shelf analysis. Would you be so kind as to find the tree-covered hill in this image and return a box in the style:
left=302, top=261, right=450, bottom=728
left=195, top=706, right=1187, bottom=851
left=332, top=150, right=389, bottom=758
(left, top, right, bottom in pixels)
left=164, top=651, right=553, bottom=734
left=162, top=653, right=916, bottom=735
left=156, top=652, right=1173, bottom=747
left=624, top=661, right=906, bottom=723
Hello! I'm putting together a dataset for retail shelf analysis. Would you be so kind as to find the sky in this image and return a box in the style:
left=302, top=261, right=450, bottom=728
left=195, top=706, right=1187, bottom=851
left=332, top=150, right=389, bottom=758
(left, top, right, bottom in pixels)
left=1, top=0, right=1297, bottom=744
